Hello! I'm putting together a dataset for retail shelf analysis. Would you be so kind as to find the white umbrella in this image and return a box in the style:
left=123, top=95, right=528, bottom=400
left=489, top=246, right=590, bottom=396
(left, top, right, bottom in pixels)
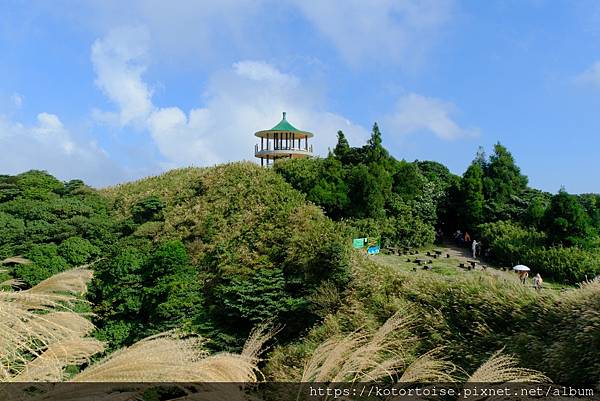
left=513, top=265, right=530, bottom=272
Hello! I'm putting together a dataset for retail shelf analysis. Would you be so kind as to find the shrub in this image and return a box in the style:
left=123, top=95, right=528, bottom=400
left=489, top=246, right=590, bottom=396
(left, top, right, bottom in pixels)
left=347, top=215, right=434, bottom=249
left=131, top=196, right=166, bottom=224
left=524, top=246, right=600, bottom=283
left=58, top=236, right=101, bottom=265
left=14, top=243, right=68, bottom=286
left=478, top=220, right=546, bottom=265
left=478, top=221, right=599, bottom=282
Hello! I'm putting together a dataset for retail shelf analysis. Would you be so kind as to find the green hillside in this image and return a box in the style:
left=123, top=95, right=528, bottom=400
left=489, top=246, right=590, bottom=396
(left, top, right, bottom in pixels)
left=91, top=162, right=351, bottom=351
left=1, top=146, right=599, bottom=384
left=266, top=253, right=600, bottom=384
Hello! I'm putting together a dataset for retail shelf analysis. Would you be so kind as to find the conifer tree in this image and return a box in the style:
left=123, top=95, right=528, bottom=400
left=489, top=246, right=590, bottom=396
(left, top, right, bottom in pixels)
left=462, top=162, right=485, bottom=231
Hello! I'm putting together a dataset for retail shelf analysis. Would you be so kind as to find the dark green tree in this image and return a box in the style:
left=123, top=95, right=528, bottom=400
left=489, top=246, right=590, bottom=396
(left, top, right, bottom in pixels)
left=579, top=194, right=600, bottom=234
left=483, top=143, right=528, bottom=220
left=131, top=196, right=166, bottom=224
left=461, top=162, right=485, bottom=231
left=543, top=189, right=592, bottom=246
left=142, top=241, right=204, bottom=333
left=333, top=130, right=350, bottom=161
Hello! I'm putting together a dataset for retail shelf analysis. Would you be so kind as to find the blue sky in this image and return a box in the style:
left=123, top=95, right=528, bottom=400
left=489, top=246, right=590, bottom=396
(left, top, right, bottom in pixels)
left=1, top=0, right=600, bottom=193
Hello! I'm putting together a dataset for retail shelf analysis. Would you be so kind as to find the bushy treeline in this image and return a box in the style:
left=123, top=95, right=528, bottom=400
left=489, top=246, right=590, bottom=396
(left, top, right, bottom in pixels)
left=2, top=154, right=599, bottom=383
left=273, top=126, right=600, bottom=282
left=273, top=125, right=446, bottom=248
left=452, top=146, right=600, bottom=282
left=0, top=171, right=124, bottom=285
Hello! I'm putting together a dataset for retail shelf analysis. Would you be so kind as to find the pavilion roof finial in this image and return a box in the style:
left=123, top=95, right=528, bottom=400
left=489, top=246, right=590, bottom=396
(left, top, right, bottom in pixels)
left=282, top=111, right=286, bottom=120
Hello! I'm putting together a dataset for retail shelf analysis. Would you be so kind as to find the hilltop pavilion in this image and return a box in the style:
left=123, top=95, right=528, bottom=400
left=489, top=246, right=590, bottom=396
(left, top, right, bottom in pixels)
left=254, top=112, right=313, bottom=166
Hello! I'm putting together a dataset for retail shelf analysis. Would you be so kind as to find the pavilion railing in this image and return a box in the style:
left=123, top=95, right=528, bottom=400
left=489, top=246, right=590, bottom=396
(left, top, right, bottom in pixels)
left=255, top=144, right=313, bottom=153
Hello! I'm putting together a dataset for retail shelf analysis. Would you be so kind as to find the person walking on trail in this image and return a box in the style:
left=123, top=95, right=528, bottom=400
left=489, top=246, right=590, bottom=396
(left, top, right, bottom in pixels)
left=518, top=271, right=529, bottom=285
left=464, top=232, right=471, bottom=242
left=471, top=240, right=478, bottom=258
left=533, top=273, right=543, bottom=291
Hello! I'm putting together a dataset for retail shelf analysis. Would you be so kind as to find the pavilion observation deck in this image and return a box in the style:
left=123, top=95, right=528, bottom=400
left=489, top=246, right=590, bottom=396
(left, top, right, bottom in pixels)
left=254, top=112, right=314, bottom=166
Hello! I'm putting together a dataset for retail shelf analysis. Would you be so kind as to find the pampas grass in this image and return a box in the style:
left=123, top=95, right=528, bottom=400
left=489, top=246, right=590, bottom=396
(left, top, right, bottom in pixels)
left=72, top=323, right=276, bottom=383
left=27, top=268, right=93, bottom=295
left=2, top=264, right=275, bottom=386
left=71, top=331, right=210, bottom=382
left=1, top=268, right=102, bottom=382
left=398, top=349, right=457, bottom=383
left=467, top=350, right=548, bottom=383
left=300, top=311, right=430, bottom=383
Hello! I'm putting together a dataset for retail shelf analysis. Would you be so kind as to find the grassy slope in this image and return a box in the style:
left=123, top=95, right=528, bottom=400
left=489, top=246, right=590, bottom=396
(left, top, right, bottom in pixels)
left=100, top=162, right=316, bottom=262
left=99, top=164, right=599, bottom=383
left=266, top=249, right=600, bottom=384
left=374, top=245, right=571, bottom=290
left=96, top=162, right=352, bottom=349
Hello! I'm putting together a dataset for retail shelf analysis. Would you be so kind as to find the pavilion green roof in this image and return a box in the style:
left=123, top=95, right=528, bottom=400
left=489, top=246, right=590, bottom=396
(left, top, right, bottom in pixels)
left=254, top=112, right=314, bottom=138
left=269, top=112, right=302, bottom=132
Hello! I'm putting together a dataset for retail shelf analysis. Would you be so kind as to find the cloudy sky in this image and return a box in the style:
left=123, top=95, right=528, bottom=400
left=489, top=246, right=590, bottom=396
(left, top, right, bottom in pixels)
left=1, top=0, right=600, bottom=192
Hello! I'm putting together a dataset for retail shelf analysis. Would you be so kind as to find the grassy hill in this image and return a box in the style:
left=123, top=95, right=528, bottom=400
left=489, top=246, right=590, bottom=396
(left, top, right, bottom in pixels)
left=266, top=250, right=600, bottom=384
left=2, top=162, right=599, bottom=385
left=90, top=162, right=351, bottom=351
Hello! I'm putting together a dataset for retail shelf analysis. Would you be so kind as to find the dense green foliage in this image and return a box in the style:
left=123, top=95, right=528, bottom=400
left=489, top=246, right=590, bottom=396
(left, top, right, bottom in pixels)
left=479, top=221, right=600, bottom=283
left=441, top=144, right=600, bottom=281
left=89, top=238, right=204, bottom=350
left=274, top=126, right=437, bottom=248
left=266, top=255, right=600, bottom=384
left=0, top=171, right=120, bottom=285
left=274, top=128, right=600, bottom=282
left=2, top=135, right=600, bottom=383
left=92, top=163, right=351, bottom=350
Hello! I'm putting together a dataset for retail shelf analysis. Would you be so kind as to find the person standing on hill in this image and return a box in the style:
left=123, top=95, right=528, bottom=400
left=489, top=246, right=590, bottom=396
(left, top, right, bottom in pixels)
left=533, top=273, right=543, bottom=291
left=454, top=230, right=462, bottom=244
left=472, top=240, right=478, bottom=258
left=518, top=271, right=529, bottom=285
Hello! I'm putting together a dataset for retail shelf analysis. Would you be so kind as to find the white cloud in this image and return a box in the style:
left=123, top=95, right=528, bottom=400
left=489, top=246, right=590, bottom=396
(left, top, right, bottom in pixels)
left=11, top=93, right=23, bottom=108
left=91, top=29, right=369, bottom=167
left=575, top=60, right=600, bottom=88
left=146, top=60, right=368, bottom=166
left=0, top=113, right=123, bottom=186
left=384, top=93, right=477, bottom=140
left=32, top=112, right=75, bottom=154
left=291, top=0, right=454, bottom=65
left=91, top=26, right=154, bottom=126
left=52, top=0, right=265, bottom=66
left=46, top=0, right=453, bottom=68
